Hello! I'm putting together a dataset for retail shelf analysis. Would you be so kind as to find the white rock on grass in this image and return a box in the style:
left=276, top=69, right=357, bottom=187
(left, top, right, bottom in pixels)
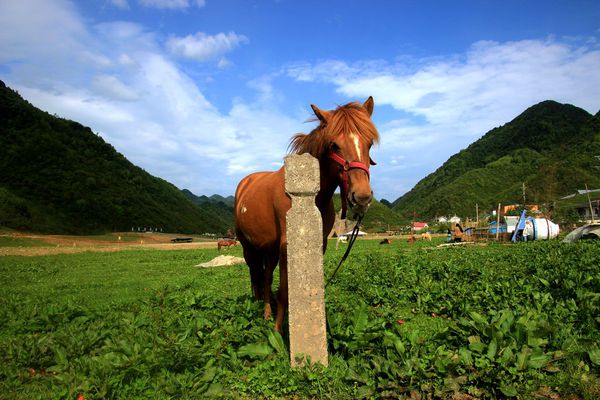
left=195, top=255, right=246, bottom=268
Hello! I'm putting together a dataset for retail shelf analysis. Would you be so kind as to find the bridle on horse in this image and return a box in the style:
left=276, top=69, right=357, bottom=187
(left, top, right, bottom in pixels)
left=325, top=150, right=371, bottom=288
left=328, top=151, right=371, bottom=220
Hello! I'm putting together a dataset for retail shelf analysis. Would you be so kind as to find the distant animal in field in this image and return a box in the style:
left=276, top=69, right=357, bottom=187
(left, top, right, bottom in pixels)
left=235, top=97, right=379, bottom=332
left=421, top=232, right=432, bottom=241
left=336, top=235, right=348, bottom=249
left=453, top=223, right=464, bottom=243
left=218, top=239, right=237, bottom=251
left=407, top=235, right=416, bottom=244
left=379, top=238, right=392, bottom=245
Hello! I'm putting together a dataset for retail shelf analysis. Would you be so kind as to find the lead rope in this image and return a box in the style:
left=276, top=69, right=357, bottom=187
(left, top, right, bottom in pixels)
left=325, top=215, right=363, bottom=288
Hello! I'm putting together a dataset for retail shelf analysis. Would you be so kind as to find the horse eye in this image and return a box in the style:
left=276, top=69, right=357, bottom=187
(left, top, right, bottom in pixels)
left=330, top=142, right=340, bottom=152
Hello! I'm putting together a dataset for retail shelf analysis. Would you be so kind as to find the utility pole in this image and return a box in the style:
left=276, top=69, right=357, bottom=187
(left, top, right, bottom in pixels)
left=496, top=203, right=501, bottom=241
left=585, top=184, right=595, bottom=223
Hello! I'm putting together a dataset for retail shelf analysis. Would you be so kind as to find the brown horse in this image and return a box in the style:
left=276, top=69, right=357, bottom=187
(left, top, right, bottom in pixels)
left=217, top=239, right=237, bottom=250
left=234, top=97, right=379, bottom=332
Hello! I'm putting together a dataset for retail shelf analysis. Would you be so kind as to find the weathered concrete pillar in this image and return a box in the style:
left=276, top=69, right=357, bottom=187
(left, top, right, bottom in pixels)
left=284, top=153, right=328, bottom=367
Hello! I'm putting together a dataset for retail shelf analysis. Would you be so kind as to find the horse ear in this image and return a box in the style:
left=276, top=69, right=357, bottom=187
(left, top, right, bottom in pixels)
left=311, top=104, right=331, bottom=124
left=363, top=96, right=374, bottom=116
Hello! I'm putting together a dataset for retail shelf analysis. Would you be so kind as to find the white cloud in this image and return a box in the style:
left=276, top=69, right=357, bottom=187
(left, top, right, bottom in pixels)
left=285, top=38, right=600, bottom=199
left=3, top=0, right=599, bottom=203
left=92, top=75, right=139, bottom=101
left=0, top=0, right=88, bottom=64
left=138, top=0, right=205, bottom=9
left=297, top=39, right=600, bottom=134
left=110, top=0, right=129, bottom=9
left=0, top=0, right=298, bottom=198
left=167, top=32, right=249, bottom=62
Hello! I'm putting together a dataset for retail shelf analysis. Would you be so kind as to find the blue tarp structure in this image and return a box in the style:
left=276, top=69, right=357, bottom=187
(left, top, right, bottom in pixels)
left=511, top=209, right=527, bottom=242
left=488, top=221, right=507, bottom=234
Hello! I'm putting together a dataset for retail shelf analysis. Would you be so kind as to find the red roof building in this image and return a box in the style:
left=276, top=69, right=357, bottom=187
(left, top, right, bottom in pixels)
left=413, top=222, right=429, bottom=231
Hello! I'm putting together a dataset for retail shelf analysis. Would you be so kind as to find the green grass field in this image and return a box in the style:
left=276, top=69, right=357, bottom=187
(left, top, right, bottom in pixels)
left=0, top=236, right=51, bottom=248
left=1, top=238, right=599, bottom=399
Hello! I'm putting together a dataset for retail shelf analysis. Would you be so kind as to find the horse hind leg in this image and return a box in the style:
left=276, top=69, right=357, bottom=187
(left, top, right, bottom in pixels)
left=243, top=248, right=264, bottom=301
left=263, top=251, right=279, bottom=321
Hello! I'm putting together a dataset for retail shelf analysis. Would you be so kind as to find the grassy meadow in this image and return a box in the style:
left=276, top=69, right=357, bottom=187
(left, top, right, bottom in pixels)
left=1, top=237, right=599, bottom=399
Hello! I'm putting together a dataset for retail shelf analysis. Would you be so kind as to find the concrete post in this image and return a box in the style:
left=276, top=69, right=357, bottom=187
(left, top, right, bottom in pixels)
left=284, top=153, right=328, bottom=367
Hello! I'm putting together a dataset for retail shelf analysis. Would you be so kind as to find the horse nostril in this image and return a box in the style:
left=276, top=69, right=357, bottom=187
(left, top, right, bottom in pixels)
left=351, top=191, right=372, bottom=206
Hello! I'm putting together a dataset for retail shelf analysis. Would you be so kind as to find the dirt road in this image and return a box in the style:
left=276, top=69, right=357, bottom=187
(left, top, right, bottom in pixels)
left=0, top=232, right=223, bottom=256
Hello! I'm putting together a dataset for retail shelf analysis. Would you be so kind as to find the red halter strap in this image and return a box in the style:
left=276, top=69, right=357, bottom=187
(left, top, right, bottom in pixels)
left=328, top=151, right=370, bottom=219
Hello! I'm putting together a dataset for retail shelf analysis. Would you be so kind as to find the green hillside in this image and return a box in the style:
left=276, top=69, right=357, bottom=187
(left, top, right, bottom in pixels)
left=181, top=189, right=234, bottom=232
left=391, top=101, right=600, bottom=220
left=333, top=195, right=406, bottom=231
left=0, top=80, right=231, bottom=235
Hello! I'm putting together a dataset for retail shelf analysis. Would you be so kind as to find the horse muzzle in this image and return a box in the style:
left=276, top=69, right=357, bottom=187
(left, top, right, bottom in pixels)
left=348, top=190, right=373, bottom=217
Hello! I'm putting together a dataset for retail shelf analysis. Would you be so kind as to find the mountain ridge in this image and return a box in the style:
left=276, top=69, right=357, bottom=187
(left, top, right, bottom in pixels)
left=391, top=100, right=600, bottom=219
left=0, top=80, right=233, bottom=234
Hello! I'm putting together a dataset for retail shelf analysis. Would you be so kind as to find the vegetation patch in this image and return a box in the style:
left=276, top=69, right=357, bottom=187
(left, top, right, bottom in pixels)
left=1, top=239, right=599, bottom=398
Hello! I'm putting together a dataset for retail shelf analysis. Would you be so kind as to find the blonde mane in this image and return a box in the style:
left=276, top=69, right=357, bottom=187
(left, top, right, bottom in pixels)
left=288, top=102, right=379, bottom=159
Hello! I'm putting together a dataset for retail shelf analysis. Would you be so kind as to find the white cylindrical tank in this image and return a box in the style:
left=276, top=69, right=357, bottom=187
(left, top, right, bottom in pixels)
left=532, top=218, right=560, bottom=240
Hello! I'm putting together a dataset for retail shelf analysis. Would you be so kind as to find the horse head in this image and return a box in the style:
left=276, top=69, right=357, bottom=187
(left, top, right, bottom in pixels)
left=309, top=97, right=379, bottom=218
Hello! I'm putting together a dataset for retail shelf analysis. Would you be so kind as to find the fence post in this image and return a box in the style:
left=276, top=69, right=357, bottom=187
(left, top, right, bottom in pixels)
left=284, top=153, right=328, bottom=367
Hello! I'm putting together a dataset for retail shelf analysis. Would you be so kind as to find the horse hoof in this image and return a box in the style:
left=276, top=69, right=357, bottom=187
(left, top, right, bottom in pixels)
left=264, top=304, right=272, bottom=321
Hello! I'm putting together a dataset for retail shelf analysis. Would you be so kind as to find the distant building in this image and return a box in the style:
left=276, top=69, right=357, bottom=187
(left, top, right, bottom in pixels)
left=413, top=222, right=429, bottom=231
left=449, top=216, right=461, bottom=225
left=437, top=216, right=448, bottom=223
left=500, top=204, right=540, bottom=215
left=560, top=189, right=600, bottom=200
left=574, top=201, right=600, bottom=222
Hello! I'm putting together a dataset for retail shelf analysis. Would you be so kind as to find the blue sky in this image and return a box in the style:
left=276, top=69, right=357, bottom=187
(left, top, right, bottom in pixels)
left=1, top=0, right=599, bottom=202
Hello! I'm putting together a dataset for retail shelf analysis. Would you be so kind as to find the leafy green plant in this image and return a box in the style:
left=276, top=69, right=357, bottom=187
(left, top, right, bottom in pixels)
left=1, top=241, right=599, bottom=398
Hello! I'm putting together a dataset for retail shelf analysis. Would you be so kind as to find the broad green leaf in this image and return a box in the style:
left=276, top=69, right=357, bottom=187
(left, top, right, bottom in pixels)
left=353, top=303, right=369, bottom=334
left=200, top=366, right=217, bottom=382
left=469, top=311, right=487, bottom=326
left=496, top=309, right=514, bottom=333
left=469, top=341, right=486, bottom=354
left=468, top=335, right=480, bottom=344
left=486, top=338, right=498, bottom=360
left=393, top=337, right=405, bottom=355
left=267, top=330, right=286, bottom=354
left=527, top=336, right=548, bottom=348
left=516, top=346, right=530, bottom=371
left=205, top=382, right=224, bottom=396
left=237, top=343, right=272, bottom=359
left=588, top=346, right=600, bottom=366
left=459, top=347, right=473, bottom=366
left=498, top=346, right=514, bottom=367
left=348, top=368, right=369, bottom=384
left=527, top=350, right=551, bottom=369
left=356, top=385, right=375, bottom=399
left=499, top=383, right=518, bottom=397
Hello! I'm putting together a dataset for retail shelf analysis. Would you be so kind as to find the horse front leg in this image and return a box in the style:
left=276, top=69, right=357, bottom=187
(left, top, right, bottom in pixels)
left=263, top=266, right=273, bottom=321
left=274, top=242, right=288, bottom=333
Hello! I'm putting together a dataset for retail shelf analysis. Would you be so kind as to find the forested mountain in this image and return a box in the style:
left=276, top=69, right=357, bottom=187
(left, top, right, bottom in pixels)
left=0, top=80, right=233, bottom=234
left=391, top=100, right=600, bottom=219
left=181, top=190, right=234, bottom=230
left=332, top=195, right=406, bottom=231
left=8, top=77, right=594, bottom=234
